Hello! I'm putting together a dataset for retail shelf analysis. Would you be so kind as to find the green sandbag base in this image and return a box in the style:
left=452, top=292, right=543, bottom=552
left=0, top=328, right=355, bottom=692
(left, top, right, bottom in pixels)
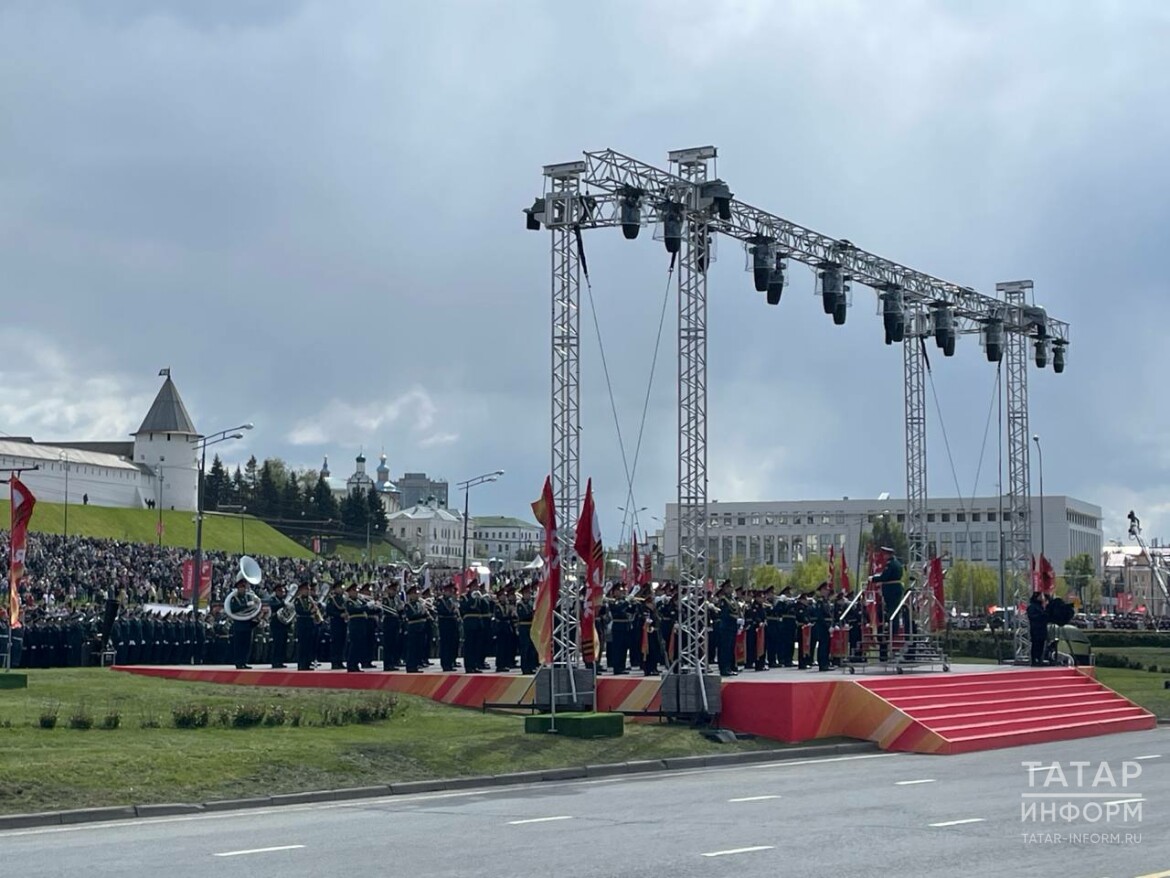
left=524, top=711, right=624, bottom=738
left=0, top=674, right=28, bottom=689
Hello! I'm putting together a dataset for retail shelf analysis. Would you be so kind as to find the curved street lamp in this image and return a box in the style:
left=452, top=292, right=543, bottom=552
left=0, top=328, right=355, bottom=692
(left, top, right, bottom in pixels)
left=458, top=470, right=504, bottom=573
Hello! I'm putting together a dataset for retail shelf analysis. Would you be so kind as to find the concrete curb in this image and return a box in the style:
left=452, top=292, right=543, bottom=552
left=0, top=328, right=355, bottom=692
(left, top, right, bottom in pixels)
left=0, top=741, right=876, bottom=831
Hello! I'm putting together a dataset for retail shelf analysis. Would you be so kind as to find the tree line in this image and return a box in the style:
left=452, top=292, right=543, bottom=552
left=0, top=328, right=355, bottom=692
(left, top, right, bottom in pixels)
left=201, top=455, right=389, bottom=541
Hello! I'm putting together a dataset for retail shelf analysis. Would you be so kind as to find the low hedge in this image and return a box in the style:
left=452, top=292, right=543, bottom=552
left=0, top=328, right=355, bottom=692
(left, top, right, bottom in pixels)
left=943, top=629, right=1170, bottom=668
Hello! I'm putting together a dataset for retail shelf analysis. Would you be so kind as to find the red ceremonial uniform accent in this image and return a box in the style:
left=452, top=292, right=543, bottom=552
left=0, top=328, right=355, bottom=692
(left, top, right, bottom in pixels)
left=830, top=627, right=848, bottom=658
left=734, top=628, right=747, bottom=665
left=800, top=623, right=812, bottom=655
left=529, top=476, right=560, bottom=666
left=9, top=477, right=36, bottom=629
left=641, top=617, right=650, bottom=655
left=755, top=624, right=765, bottom=656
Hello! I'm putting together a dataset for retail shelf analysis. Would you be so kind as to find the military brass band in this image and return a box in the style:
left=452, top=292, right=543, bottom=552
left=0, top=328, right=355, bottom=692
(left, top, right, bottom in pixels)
left=93, top=547, right=915, bottom=675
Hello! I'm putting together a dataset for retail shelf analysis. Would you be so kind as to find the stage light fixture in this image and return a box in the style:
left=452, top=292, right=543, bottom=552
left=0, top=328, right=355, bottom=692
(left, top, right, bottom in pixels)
left=749, top=236, right=774, bottom=292
left=880, top=285, right=905, bottom=345
left=819, top=262, right=843, bottom=315
left=661, top=202, right=684, bottom=254
left=699, top=180, right=734, bottom=221
left=1034, top=337, right=1049, bottom=368
left=1052, top=340, right=1066, bottom=374
left=524, top=197, right=546, bottom=231
left=981, top=317, right=1004, bottom=363
left=619, top=186, right=644, bottom=240
left=932, top=303, right=956, bottom=355
left=766, top=254, right=786, bottom=306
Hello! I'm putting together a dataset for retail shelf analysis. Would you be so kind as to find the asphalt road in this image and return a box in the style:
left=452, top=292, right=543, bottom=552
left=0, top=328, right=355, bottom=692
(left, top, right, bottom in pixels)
left=6, top=729, right=1167, bottom=878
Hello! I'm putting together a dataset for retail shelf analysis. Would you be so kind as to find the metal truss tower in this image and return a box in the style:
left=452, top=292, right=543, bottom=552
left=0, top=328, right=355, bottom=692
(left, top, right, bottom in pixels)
left=671, top=147, right=712, bottom=677
left=903, top=309, right=929, bottom=571
left=1000, top=281, right=1033, bottom=662
left=545, top=162, right=584, bottom=666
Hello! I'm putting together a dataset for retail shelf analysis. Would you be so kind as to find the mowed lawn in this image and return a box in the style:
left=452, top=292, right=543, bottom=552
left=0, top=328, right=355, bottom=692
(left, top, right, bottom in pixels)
left=0, top=669, right=778, bottom=815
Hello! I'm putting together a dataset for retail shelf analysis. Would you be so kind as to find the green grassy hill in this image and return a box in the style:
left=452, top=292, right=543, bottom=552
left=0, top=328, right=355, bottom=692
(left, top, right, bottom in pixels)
left=0, top=500, right=312, bottom=559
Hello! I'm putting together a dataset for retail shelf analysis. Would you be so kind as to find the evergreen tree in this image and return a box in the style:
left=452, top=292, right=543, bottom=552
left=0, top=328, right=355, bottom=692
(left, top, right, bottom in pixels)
left=204, top=454, right=227, bottom=511
left=341, top=487, right=369, bottom=536
left=243, top=455, right=260, bottom=504
left=312, top=473, right=339, bottom=521
left=366, top=486, right=388, bottom=537
left=229, top=466, right=246, bottom=506
left=255, top=460, right=281, bottom=517
left=281, top=471, right=302, bottom=519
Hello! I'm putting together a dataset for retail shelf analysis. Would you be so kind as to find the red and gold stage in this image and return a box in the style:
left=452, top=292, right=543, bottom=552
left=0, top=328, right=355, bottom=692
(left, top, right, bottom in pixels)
left=116, top=664, right=1155, bottom=755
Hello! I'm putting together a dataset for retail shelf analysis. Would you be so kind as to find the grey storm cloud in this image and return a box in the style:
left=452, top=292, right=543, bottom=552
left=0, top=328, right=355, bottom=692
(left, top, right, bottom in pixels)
left=1, top=0, right=1168, bottom=542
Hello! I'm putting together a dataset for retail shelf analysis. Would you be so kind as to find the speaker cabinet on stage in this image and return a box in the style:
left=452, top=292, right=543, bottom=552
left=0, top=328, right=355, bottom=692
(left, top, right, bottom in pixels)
left=660, top=672, right=721, bottom=717
left=534, top=666, right=594, bottom=711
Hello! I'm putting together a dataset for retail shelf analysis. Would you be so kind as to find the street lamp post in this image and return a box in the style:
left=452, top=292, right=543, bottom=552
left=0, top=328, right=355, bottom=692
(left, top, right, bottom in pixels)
left=59, top=451, right=69, bottom=538
left=193, top=424, right=253, bottom=620
left=1032, top=434, right=1046, bottom=561
left=458, top=470, right=505, bottom=574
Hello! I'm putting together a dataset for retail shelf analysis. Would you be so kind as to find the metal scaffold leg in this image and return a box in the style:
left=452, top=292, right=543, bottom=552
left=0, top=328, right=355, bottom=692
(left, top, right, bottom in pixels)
left=1003, top=284, right=1033, bottom=664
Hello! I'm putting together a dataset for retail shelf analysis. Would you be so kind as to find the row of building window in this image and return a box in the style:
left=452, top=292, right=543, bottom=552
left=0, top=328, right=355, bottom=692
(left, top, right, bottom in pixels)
left=704, top=530, right=1008, bottom=566
left=707, top=510, right=1009, bottom=529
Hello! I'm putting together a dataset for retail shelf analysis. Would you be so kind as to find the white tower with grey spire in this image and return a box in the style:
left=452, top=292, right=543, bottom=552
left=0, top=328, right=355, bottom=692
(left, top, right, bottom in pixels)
left=131, top=370, right=201, bottom=511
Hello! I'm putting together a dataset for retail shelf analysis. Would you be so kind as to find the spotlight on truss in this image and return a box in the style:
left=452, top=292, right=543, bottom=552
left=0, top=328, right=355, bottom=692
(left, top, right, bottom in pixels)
left=619, top=185, right=644, bottom=240
left=818, top=262, right=850, bottom=324
left=1052, top=339, right=1066, bottom=374
left=880, top=285, right=905, bottom=345
left=748, top=236, right=774, bottom=292
left=1034, top=337, right=1049, bottom=369
left=699, top=180, right=734, bottom=221
left=524, top=197, right=546, bottom=231
left=981, top=316, right=1004, bottom=363
left=766, top=254, right=786, bottom=306
left=932, top=303, right=956, bottom=356
left=661, top=202, right=684, bottom=254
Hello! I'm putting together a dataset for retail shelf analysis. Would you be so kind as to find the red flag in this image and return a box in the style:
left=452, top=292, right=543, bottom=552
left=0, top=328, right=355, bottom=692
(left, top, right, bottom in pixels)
left=529, top=476, right=560, bottom=665
left=841, top=551, right=851, bottom=594
left=927, top=556, right=946, bottom=630
left=1039, top=554, right=1055, bottom=595
left=631, top=533, right=640, bottom=591
left=574, top=478, right=604, bottom=665
left=1030, top=554, right=1039, bottom=593
left=180, top=559, right=212, bottom=603
left=9, top=477, right=36, bottom=629
left=640, top=534, right=653, bottom=586
left=828, top=545, right=835, bottom=590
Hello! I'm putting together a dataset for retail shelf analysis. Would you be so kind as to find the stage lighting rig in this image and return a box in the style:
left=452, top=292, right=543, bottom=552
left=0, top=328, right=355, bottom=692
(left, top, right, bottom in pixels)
left=931, top=303, right=956, bottom=356
left=660, top=200, right=684, bottom=254
left=766, top=254, right=787, bottom=306
left=699, top=180, right=734, bottom=221
left=524, top=197, right=546, bottom=231
left=879, top=284, right=905, bottom=344
left=818, top=261, right=850, bottom=325
left=748, top=236, right=774, bottom=291
left=1052, top=339, right=1066, bottom=374
left=619, top=185, right=645, bottom=239
left=981, top=315, right=1004, bottom=363
left=1034, top=337, right=1049, bottom=368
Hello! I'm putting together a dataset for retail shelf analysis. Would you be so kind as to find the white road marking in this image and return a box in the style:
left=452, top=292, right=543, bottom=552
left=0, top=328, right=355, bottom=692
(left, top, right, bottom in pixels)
left=728, top=795, right=780, bottom=802
left=894, top=779, right=936, bottom=786
left=0, top=751, right=899, bottom=839
left=701, top=846, right=775, bottom=858
left=508, top=816, right=573, bottom=825
left=929, top=818, right=985, bottom=827
left=1133, top=754, right=1162, bottom=761
left=214, top=845, right=304, bottom=857
left=1134, top=870, right=1170, bottom=878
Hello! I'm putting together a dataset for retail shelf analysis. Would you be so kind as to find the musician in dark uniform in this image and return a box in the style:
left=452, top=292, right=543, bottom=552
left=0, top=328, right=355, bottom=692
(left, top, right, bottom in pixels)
left=381, top=585, right=403, bottom=671
left=811, top=582, right=833, bottom=671
left=777, top=587, right=796, bottom=667
left=267, top=583, right=291, bottom=669
left=360, top=584, right=379, bottom=668
left=229, top=578, right=259, bottom=670
left=764, top=587, right=781, bottom=668
left=436, top=581, right=461, bottom=672
left=873, top=547, right=904, bottom=661
left=403, top=585, right=429, bottom=672
left=344, top=583, right=367, bottom=673
left=607, top=585, right=631, bottom=675
left=293, top=582, right=319, bottom=671
left=516, top=581, right=537, bottom=674
left=325, top=582, right=347, bottom=670
left=716, top=582, right=739, bottom=677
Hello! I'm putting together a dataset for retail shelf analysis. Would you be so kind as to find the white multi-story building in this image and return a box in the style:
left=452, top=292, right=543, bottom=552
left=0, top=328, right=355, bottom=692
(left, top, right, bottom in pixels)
left=662, top=495, right=1102, bottom=577
left=472, top=516, right=541, bottom=562
left=387, top=498, right=467, bottom=566
left=0, top=372, right=201, bottom=511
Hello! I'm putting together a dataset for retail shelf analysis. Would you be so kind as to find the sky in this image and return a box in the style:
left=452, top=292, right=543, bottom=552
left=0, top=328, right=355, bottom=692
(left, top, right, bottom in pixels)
left=1, top=0, right=1168, bottom=546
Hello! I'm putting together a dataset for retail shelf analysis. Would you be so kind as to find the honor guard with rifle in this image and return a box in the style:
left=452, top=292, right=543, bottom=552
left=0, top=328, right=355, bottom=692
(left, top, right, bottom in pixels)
left=325, top=581, right=347, bottom=669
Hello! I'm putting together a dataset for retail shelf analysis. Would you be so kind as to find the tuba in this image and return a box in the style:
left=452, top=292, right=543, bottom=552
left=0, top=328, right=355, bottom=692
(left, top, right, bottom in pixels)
left=276, top=590, right=296, bottom=626
left=224, top=556, right=264, bottom=622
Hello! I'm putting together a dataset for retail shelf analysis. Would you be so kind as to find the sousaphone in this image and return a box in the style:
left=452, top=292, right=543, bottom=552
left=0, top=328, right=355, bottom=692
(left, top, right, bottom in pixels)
left=224, top=556, right=263, bottom=622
